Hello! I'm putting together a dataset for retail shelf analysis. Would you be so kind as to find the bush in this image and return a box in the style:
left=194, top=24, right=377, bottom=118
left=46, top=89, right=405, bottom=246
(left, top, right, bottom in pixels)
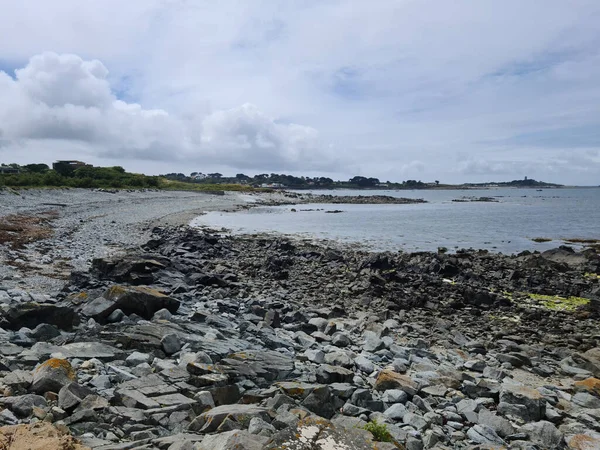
left=362, top=420, right=393, bottom=443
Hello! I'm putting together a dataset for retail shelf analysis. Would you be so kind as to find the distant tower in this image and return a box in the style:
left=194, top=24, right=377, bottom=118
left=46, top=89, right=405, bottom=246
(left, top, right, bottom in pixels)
left=524, top=176, right=528, bottom=180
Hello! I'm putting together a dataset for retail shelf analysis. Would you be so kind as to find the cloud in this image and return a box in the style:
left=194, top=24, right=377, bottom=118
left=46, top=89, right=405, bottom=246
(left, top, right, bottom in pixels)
left=0, top=2, right=600, bottom=183
left=0, top=52, right=327, bottom=169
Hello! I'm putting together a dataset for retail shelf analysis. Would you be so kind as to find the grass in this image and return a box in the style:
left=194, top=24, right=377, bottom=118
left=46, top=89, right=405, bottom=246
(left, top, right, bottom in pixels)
left=362, top=420, right=394, bottom=443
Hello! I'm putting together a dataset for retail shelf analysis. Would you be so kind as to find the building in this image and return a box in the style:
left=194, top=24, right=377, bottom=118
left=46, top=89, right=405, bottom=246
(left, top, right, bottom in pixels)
left=52, top=160, right=90, bottom=171
left=0, top=166, right=20, bottom=174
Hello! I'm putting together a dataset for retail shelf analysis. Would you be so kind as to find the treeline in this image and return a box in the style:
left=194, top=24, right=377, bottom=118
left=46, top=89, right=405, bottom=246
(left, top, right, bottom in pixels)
left=161, top=172, right=438, bottom=189
left=0, top=163, right=160, bottom=189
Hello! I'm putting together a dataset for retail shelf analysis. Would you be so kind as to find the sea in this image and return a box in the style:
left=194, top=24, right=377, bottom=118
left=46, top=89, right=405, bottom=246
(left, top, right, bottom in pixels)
left=191, top=188, right=600, bottom=254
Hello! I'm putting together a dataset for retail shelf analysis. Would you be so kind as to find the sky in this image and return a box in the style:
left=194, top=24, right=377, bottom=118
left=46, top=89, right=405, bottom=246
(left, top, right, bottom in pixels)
left=0, top=0, right=599, bottom=185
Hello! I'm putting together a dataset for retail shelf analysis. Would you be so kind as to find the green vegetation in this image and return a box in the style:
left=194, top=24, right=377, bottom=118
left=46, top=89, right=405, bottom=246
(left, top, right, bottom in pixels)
left=526, top=293, right=589, bottom=312
left=584, top=273, right=600, bottom=280
left=362, top=420, right=394, bottom=443
left=1, top=163, right=161, bottom=189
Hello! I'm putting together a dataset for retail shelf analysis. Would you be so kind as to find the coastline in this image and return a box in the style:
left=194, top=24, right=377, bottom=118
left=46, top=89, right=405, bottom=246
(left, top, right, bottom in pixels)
left=1, top=188, right=599, bottom=449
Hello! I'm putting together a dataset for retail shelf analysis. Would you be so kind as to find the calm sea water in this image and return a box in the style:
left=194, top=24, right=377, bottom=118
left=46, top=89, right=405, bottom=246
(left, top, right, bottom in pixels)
left=192, top=188, right=600, bottom=254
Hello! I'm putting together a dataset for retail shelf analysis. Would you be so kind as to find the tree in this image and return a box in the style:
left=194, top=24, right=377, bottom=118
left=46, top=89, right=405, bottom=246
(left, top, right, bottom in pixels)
left=208, top=173, right=222, bottom=179
left=24, top=163, right=50, bottom=173
left=435, top=180, right=439, bottom=185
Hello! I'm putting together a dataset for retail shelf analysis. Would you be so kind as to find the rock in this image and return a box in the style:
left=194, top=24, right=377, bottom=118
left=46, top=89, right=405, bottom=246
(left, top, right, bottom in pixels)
left=521, top=420, right=565, bottom=449
left=572, top=391, right=600, bottom=409
left=161, top=333, right=182, bottom=355
left=382, top=389, right=408, bottom=404
left=0, top=303, right=78, bottom=331
left=363, top=331, right=385, bottom=352
left=58, top=382, right=94, bottom=411
left=477, top=408, right=514, bottom=438
left=566, top=433, right=600, bottom=450
left=403, top=412, right=429, bottom=431
left=199, top=430, right=269, bottom=450
left=106, top=308, right=125, bottom=323
left=374, top=369, right=417, bottom=395
left=29, top=323, right=61, bottom=341
left=265, top=416, right=384, bottom=449
left=154, top=308, right=174, bottom=321
left=316, top=364, right=354, bottom=384
left=80, top=285, right=180, bottom=321
left=324, top=351, right=354, bottom=368
left=189, top=404, right=270, bottom=433
left=126, top=351, right=152, bottom=366
left=467, top=424, right=504, bottom=445
left=579, top=347, right=600, bottom=377
left=218, top=350, right=295, bottom=384
left=574, top=377, right=600, bottom=397
left=355, top=355, right=375, bottom=374
left=7, top=394, right=47, bottom=417
left=0, top=422, right=89, bottom=450
left=31, top=358, right=76, bottom=394
left=384, top=403, right=408, bottom=420
left=248, top=417, right=276, bottom=436
left=498, top=384, right=545, bottom=421
left=304, top=349, right=325, bottom=364
left=332, top=332, right=351, bottom=348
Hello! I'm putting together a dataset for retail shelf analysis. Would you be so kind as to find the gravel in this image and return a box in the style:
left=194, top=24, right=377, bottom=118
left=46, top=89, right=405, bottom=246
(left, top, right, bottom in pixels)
left=0, top=188, right=265, bottom=294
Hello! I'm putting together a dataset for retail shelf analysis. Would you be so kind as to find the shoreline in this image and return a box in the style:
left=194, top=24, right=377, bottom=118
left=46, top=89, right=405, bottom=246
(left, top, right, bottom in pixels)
left=0, top=189, right=599, bottom=448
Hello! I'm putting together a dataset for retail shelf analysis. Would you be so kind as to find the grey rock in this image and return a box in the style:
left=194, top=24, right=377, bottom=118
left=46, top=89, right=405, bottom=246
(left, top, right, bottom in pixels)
left=466, top=424, right=504, bottom=445
left=126, top=351, right=152, bottom=366
left=31, top=359, right=75, bottom=394
left=107, top=308, right=125, bottom=323
left=199, top=430, right=269, bottom=450
left=477, top=408, right=515, bottom=438
left=8, top=394, right=47, bottom=417
left=154, top=308, right=174, bottom=321
left=499, top=384, right=545, bottom=421
left=363, top=330, right=385, bottom=352
left=304, top=349, right=325, bottom=364
left=248, top=417, right=276, bottom=436
left=382, top=389, right=408, bottom=404
left=332, top=332, right=351, bottom=348
left=521, top=420, right=565, bottom=449
left=572, top=392, right=600, bottom=409
left=316, top=364, right=354, bottom=384
left=58, top=382, right=94, bottom=410
left=355, top=355, right=375, bottom=374
left=384, top=403, right=408, bottom=420
left=189, top=404, right=270, bottom=433
left=161, top=333, right=182, bottom=355
left=403, top=412, right=430, bottom=431
left=324, top=351, right=354, bottom=368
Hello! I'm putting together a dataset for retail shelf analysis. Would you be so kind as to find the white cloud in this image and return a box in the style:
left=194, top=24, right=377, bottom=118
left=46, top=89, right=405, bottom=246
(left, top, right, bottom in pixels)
left=0, top=52, right=327, bottom=169
left=0, top=1, right=599, bottom=183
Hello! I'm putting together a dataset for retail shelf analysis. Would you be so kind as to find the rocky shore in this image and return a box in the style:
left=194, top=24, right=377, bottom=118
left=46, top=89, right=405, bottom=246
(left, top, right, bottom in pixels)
left=1, top=218, right=600, bottom=449
left=297, top=194, right=426, bottom=205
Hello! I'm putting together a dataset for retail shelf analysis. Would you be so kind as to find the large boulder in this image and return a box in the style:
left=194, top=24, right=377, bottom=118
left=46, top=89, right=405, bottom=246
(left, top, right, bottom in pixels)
left=265, top=416, right=395, bottom=449
left=0, top=303, right=78, bottom=331
left=80, top=285, right=179, bottom=321
left=91, top=256, right=167, bottom=284
left=189, top=404, right=271, bottom=433
left=31, top=358, right=76, bottom=394
left=198, top=430, right=269, bottom=450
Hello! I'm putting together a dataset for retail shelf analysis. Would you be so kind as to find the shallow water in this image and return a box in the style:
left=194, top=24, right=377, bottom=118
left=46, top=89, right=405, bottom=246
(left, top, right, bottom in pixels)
left=192, top=188, right=600, bottom=254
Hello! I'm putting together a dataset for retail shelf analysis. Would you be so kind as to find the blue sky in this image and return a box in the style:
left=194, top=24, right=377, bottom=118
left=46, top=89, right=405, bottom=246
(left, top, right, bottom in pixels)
left=0, top=0, right=599, bottom=184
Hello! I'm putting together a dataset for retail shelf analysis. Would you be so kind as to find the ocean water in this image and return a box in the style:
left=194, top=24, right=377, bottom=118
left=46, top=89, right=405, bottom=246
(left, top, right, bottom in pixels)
left=192, top=188, right=600, bottom=254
